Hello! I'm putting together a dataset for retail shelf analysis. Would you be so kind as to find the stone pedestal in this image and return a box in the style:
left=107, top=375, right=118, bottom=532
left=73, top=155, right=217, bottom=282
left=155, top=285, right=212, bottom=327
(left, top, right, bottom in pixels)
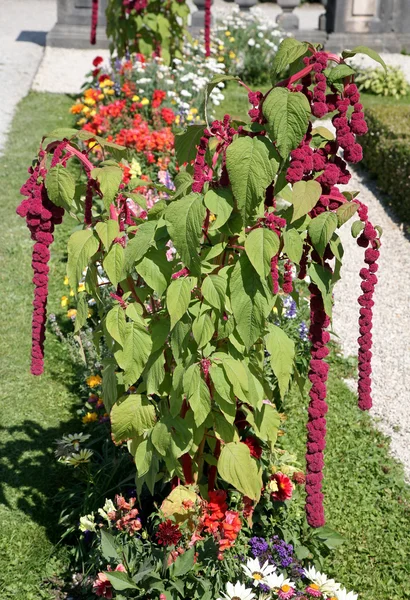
left=276, top=0, right=300, bottom=31
left=235, top=0, right=258, bottom=10
left=47, top=0, right=109, bottom=49
left=190, top=0, right=214, bottom=35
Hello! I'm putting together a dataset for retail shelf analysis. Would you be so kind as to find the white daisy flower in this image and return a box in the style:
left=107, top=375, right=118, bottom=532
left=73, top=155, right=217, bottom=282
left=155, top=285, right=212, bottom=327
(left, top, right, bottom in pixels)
left=336, top=589, right=358, bottom=600
left=304, top=566, right=341, bottom=595
left=217, top=581, right=255, bottom=600
left=242, top=558, right=276, bottom=587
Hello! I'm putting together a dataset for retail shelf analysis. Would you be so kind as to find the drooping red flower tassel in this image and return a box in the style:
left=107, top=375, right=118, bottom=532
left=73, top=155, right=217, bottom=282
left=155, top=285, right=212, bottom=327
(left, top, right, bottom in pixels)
left=90, top=0, right=99, bottom=45
left=355, top=200, right=380, bottom=410
left=17, top=151, right=64, bottom=375
left=283, top=260, right=293, bottom=294
left=305, top=282, right=331, bottom=527
left=192, top=130, right=211, bottom=193
left=204, top=0, right=211, bottom=58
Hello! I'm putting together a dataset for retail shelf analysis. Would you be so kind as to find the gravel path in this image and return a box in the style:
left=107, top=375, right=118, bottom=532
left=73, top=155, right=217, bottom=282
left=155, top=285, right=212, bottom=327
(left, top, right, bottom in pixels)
left=0, top=0, right=56, bottom=154
left=333, top=168, right=410, bottom=478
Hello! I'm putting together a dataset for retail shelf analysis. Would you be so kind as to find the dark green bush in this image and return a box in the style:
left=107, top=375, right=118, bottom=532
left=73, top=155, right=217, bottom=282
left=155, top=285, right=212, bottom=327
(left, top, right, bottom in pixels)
left=360, top=106, right=410, bottom=223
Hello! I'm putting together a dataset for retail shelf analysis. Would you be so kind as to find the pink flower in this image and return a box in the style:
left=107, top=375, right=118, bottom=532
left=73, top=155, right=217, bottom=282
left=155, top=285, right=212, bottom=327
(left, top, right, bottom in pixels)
left=93, top=565, right=126, bottom=598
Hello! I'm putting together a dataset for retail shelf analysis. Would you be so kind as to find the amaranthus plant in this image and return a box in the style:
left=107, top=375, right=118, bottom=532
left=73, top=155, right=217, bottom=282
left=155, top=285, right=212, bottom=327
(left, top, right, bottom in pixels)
left=106, top=0, right=190, bottom=64
left=18, top=39, right=384, bottom=532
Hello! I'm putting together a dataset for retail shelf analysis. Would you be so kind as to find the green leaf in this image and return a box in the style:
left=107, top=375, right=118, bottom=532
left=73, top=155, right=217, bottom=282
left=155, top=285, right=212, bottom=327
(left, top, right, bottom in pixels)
left=172, top=547, right=195, bottom=577
left=308, top=212, right=338, bottom=257
left=103, top=243, right=125, bottom=288
left=290, top=180, right=322, bottom=222
left=342, top=46, right=387, bottom=72
left=100, top=530, right=119, bottom=561
left=265, top=323, right=295, bottom=399
left=105, top=571, right=138, bottom=592
left=204, top=188, right=234, bottom=230
left=91, top=166, right=123, bottom=210
left=336, top=202, right=358, bottom=227
left=45, top=164, right=75, bottom=211
left=229, top=254, right=272, bottom=348
left=174, top=125, right=205, bottom=165
left=263, top=88, right=311, bottom=159
left=102, top=360, right=118, bottom=412
left=221, top=357, right=249, bottom=403
left=251, top=403, right=280, bottom=446
left=106, top=305, right=127, bottom=346
left=136, top=249, right=171, bottom=296
left=73, top=292, right=88, bottom=333
left=308, top=263, right=333, bottom=317
left=167, top=277, right=192, bottom=330
left=226, top=136, right=278, bottom=224
left=201, top=274, right=226, bottom=311
left=67, top=229, right=99, bottom=292
left=183, top=364, right=211, bottom=427
left=173, top=170, right=193, bottom=199
left=218, top=442, right=262, bottom=501
left=165, top=193, right=206, bottom=275
left=271, top=38, right=309, bottom=81
left=95, top=219, right=120, bottom=249
left=351, top=220, right=365, bottom=238
left=124, top=221, right=157, bottom=272
left=192, top=313, right=214, bottom=349
left=327, top=64, right=356, bottom=85
left=245, top=227, right=280, bottom=278
left=283, top=228, right=304, bottom=264
left=120, top=322, right=153, bottom=388
left=209, top=364, right=235, bottom=404
left=110, top=395, right=156, bottom=443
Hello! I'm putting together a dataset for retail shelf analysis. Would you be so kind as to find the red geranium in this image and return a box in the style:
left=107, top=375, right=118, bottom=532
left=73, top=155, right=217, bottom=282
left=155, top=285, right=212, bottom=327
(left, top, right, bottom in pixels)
left=243, top=436, right=262, bottom=459
left=156, top=520, right=182, bottom=547
left=271, top=472, right=293, bottom=502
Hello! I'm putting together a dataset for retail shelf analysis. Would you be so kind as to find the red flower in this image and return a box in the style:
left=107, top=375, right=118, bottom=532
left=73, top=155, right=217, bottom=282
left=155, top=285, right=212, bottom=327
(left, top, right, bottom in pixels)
left=271, top=472, right=293, bottom=501
left=221, top=510, right=241, bottom=543
left=161, top=107, right=176, bottom=125
left=93, top=565, right=126, bottom=598
left=93, top=56, right=104, bottom=67
left=156, top=520, right=182, bottom=546
left=152, top=89, right=167, bottom=108
left=243, top=436, right=262, bottom=459
left=292, top=471, right=306, bottom=485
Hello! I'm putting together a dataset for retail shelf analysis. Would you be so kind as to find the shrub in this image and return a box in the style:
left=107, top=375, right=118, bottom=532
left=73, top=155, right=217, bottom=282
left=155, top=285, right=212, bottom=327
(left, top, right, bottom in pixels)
left=360, top=106, right=410, bottom=223
left=355, top=65, right=409, bottom=99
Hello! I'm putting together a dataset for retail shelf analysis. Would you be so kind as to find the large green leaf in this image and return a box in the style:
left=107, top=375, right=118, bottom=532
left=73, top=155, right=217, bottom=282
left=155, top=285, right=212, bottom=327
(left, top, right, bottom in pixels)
left=95, top=219, right=120, bottom=250
left=263, top=88, right=311, bottom=159
left=308, top=212, right=338, bottom=258
left=67, top=229, right=99, bottom=292
left=229, top=255, right=272, bottom=348
left=336, top=202, right=358, bottom=227
left=119, top=322, right=153, bottom=388
left=226, top=136, right=279, bottom=224
left=201, top=274, right=226, bottom=311
left=124, top=221, right=157, bottom=272
left=110, top=395, right=156, bottom=442
left=136, top=249, right=171, bottom=296
left=165, top=193, right=206, bottom=275
left=218, top=442, right=262, bottom=501
left=290, top=180, right=322, bottom=222
left=342, top=45, right=387, bottom=72
left=204, top=188, right=234, bottom=230
left=245, top=227, right=280, bottom=278
left=103, top=243, right=125, bottom=288
left=327, top=64, right=356, bottom=86
left=308, top=263, right=333, bottom=317
left=91, top=166, right=123, bottom=210
left=283, top=228, right=304, bottom=264
left=105, top=571, right=138, bottom=591
left=192, top=313, right=214, bottom=349
left=166, top=277, right=192, bottom=330
left=106, top=305, right=127, bottom=346
left=174, top=125, right=206, bottom=165
left=265, top=323, right=295, bottom=398
left=183, top=364, right=211, bottom=426
left=270, top=38, right=309, bottom=81
left=45, top=164, right=75, bottom=211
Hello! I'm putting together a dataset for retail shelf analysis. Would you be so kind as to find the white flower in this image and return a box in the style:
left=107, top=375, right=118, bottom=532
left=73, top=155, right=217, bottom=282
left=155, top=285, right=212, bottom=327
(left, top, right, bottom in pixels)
left=173, top=58, right=182, bottom=65
left=336, top=589, right=358, bottom=600
left=304, top=566, right=341, bottom=595
left=181, top=89, right=192, bottom=97
left=98, top=498, right=116, bottom=521
left=242, top=558, right=276, bottom=587
left=217, top=581, right=255, bottom=600
left=248, top=38, right=256, bottom=47
left=79, top=513, right=96, bottom=532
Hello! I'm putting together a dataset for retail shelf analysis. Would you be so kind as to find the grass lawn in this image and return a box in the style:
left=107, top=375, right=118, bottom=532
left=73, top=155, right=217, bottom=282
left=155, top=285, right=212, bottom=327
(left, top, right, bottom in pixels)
left=0, top=92, right=79, bottom=600
left=284, top=358, right=410, bottom=600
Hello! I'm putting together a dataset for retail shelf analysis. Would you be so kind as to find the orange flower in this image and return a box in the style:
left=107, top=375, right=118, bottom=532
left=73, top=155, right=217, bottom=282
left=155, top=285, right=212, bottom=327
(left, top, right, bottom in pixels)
left=70, top=103, right=84, bottom=114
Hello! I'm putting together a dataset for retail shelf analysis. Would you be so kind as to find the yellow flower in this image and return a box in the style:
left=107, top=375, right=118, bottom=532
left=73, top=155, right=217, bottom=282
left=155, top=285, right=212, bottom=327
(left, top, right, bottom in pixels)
left=77, top=118, right=86, bottom=126
left=69, top=289, right=75, bottom=297
left=129, top=158, right=142, bottom=178
left=175, top=115, right=180, bottom=125
left=82, top=412, right=98, bottom=424
left=61, top=296, right=68, bottom=308
left=64, top=276, right=69, bottom=286
left=190, top=107, right=198, bottom=115
left=84, top=97, right=96, bottom=106
left=141, top=97, right=149, bottom=106
left=86, top=374, right=102, bottom=388
left=225, top=30, right=231, bottom=36
left=89, top=109, right=96, bottom=117
left=218, top=44, right=224, bottom=50
left=98, top=93, right=104, bottom=100
left=209, top=213, right=216, bottom=223
left=78, top=283, right=86, bottom=293
left=187, top=114, right=193, bottom=121
left=272, top=306, right=278, bottom=314
left=82, top=106, right=90, bottom=114
left=132, top=95, right=140, bottom=102
left=229, top=51, right=236, bottom=59
left=105, top=89, right=115, bottom=96
left=100, top=79, right=114, bottom=88
left=87, top=309, right=93, bottom=318
left=67, top=309, right=77, bottom=319
left=229, top=37, right=235, bottom=42
left=218, top=56, right=224, bottom=63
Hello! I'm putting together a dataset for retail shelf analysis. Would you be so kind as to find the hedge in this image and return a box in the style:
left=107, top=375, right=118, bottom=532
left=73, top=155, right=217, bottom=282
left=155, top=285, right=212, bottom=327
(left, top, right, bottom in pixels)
left=360, top=106, right=410, bottom=223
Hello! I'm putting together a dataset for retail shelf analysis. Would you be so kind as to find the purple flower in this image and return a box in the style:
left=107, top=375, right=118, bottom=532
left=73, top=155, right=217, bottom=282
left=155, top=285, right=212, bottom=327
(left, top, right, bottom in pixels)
left=249, top=536, right=269, bottom=557
left=299, top=321, right=309, bottom=341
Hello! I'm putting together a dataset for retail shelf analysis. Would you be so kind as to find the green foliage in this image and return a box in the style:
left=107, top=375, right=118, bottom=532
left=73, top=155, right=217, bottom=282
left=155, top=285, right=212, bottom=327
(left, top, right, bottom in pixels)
left=356, top=65, right=409, bottom=99
left=360, top=105, right=410, bottom=223
left=106, top=0, right=190, bottom=63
